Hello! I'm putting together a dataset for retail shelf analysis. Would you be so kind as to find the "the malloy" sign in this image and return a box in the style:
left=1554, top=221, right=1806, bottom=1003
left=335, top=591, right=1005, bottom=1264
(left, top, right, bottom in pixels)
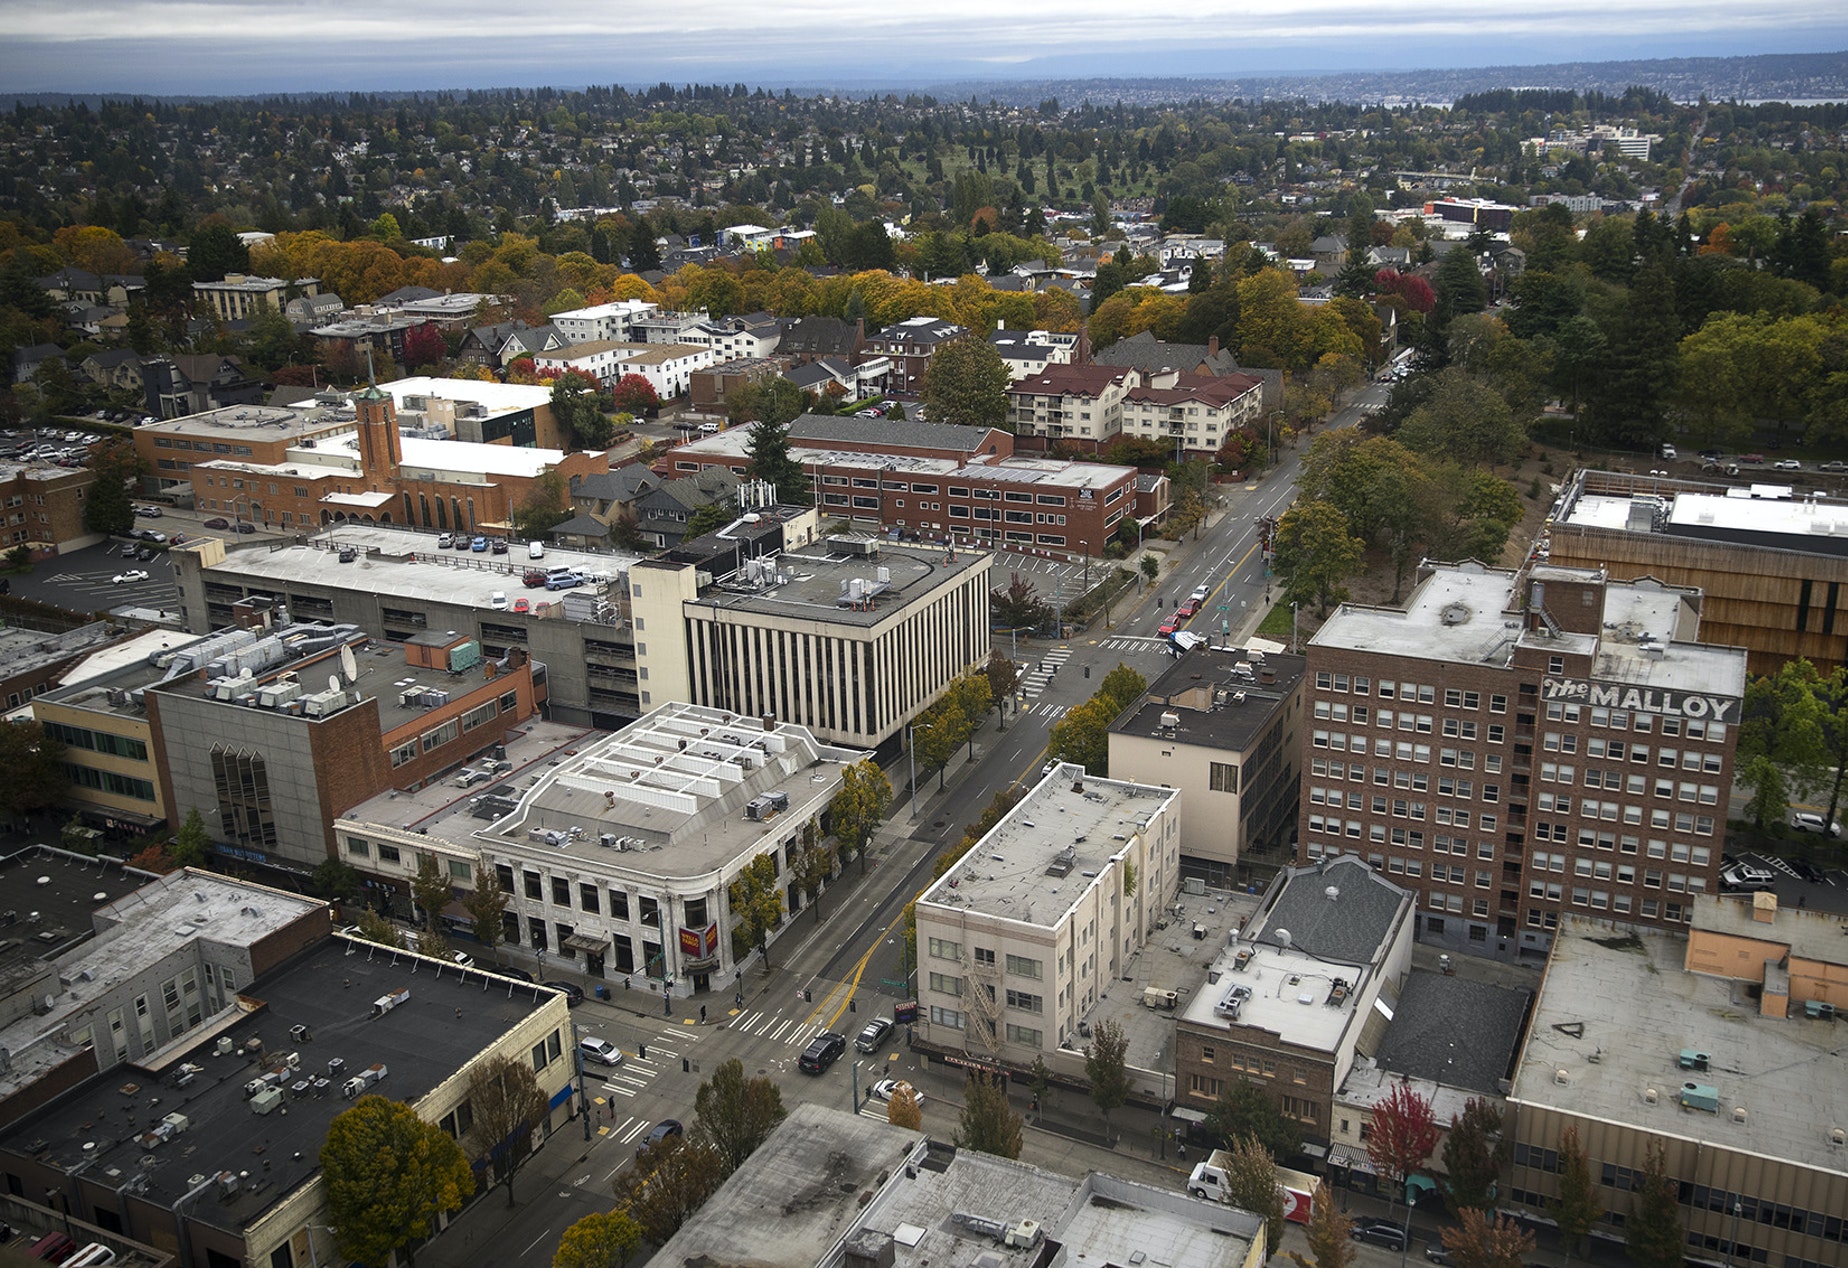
left=1542, top=678, right=1737, bottom=721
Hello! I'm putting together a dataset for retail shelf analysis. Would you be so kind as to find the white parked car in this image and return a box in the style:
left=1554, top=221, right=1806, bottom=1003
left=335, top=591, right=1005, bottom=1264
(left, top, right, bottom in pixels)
left=112, top=569, right=150, bottom=584
left=579, top=1037, right=624, bottom=1067
left=1773, top=459, right=1802, bottom=471
left=871, top=1078, right=923, bottom=1105
left=1190, top=584, right=1210, bottom=603
left=1721, top=861, right=1775, bottom=888
left=1790, top=811, right=1841, bottom=837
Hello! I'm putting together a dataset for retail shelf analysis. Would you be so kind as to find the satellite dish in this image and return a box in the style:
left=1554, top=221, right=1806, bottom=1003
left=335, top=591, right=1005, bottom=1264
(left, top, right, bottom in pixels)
left=340, top=645, right=358, bottom=683
left=1274, top=928, right=1293, bottom=949
left=328, top=674, right=342, bottom=694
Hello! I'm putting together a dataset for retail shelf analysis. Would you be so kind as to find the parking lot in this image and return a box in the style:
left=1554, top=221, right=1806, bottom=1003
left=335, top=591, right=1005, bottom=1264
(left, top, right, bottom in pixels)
left=7, top=538, right=182, bottom=617
left=1721, top=846, right=1848, bottom=914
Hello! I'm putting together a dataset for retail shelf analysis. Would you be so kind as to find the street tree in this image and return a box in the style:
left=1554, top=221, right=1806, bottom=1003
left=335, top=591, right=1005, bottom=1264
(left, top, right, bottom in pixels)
left=1441, top=1096, right=1510, bottom=1216
left=913, top=697, right=966, bottom=791
left=829, top=758, right=892, bottom=875
left=513, top=469, right=571, bottom=540
left=1553, top=1124, right=1599, bottom=1268
left=920, top=334, right=1013, bottom=430
left=1272, top=501, right=1365, bottom=617
left=1098, top=662, right=1147, bottom=713
left=610, top=1132, right=724, bottom=1243
left=743, top=414, right=812, bottom=505
left=1084, top=1018, right=1131, bottom=1137
left=464, top=867, right=509, bottom=949
left=1440, top=1209, right=1536, bottom=1268
left=0, top=721, right=68, bottom=819
left=1203, top=1079, right=1301, bottom=1160
left=1047, top=694, right=1118, bottom=776
left=794, top=839, right=835, bottom=921
left=552, top=1210, right=643, bottom=1268
left=466, top=1055, right=550, bottom=1205
left=955, top=1073, right=1023, bottom=1158
left=168, top=805, right=210, bottom=867
left=311, top=857, right=362, bottom=903
left=1626, top=1140, right=1683, bottom=1268
left=402, top=322, right=447, bottom=370
left=1394, top=368, right=1526, bottom=467
left=991, top=571, right=1055, bottom=633
left=1366, top=1082, right=1441, bottom=1212
left=984, top=649, right=1021, bottom=729
left=948, top=670, right=993, bottom=758
left=353, top=908, right=405, bottom=948
left=1288, top=1180, right=1356, bottom=1268
left=1222, top=1134, right=1287, bottom=1249
left=551, top=371, right=613, bottom=448
left=410, top=854, right=452, bottom=933
left=321, top=1094, right=475, bottom=1268
left=693, top=1056, right=788, bottom=1175
left=886, top=1083, right=923, bottom=1130
left=727, top=854, right=782, bottom=970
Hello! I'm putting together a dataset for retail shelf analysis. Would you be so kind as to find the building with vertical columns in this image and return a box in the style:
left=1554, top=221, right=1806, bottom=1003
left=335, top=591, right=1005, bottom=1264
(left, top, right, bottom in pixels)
left=335, top=702, right=872, bottom=997
left=1298, top=560, right=1745, bottom=958
left=628, top=540, right=992, bottom=749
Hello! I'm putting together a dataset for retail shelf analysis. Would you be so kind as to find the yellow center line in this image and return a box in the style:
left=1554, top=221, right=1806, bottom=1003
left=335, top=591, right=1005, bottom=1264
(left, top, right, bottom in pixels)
left=802, top=902, right=914, bottom=1030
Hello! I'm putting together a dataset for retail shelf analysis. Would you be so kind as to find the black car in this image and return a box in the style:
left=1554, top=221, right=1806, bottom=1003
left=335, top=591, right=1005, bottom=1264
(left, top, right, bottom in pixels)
left=643, top=1119, right=684, bottom=1148
left=1790, top=860, right=1825, bottom=883
left=1350, top=1218, right=1408, bottom=1251
left=1425, top=1245, right=1451, bottom=1266
left=798, top=1030, right=847, bottom=1074
left=543, top=980, right=585, bottom=1006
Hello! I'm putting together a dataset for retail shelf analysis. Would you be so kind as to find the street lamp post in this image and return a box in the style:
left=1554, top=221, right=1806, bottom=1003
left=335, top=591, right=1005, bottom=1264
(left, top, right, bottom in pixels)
left=1725, top=1197, right=1743, bottom=1268
left=303, top=1223, right=339, bottom=1268
left=1399, top=1185, right=1419, bottom=1268
left=907, top=722, right=917, bottom=824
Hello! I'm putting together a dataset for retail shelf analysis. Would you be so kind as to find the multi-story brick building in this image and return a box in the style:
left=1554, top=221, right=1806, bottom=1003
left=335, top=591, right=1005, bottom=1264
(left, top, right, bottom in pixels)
left=0, top=460, right=95, bottom=554
left=662, top=415, right=1142, bottom=555
left=1299, top=561, right=1745, bottom=958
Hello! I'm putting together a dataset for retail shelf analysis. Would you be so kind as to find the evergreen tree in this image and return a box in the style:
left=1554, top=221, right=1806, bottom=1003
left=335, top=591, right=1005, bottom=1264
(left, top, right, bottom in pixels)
left=743, top=415, right=812, bottom=505
left=1586, top=262, right=1679, bottom=449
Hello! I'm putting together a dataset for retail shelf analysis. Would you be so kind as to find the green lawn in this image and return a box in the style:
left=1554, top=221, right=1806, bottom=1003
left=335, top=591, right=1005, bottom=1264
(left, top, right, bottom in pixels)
left=1255, top=599, right=1294, bottom=638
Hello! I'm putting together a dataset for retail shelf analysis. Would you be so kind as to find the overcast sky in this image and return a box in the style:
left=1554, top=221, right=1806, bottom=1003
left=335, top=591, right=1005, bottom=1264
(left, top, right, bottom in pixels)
left=1, top=0, right=1842, bottom=95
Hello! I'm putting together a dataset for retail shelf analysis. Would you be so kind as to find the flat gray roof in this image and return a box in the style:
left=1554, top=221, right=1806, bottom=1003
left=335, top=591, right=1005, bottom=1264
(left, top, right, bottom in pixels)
left=696, top=541, right=992, bottom=630
left=193, top=525, right=645, bottom=615
left=1511, top=914, right=1848, bottom=1173
left=1371, top=970, right=1531, bottom=1095
left=10, top=933, right=559, bottom=1229
left=0, top=868, right=322, bottom=1100
left=917, top=765, right=1178, bottom=925
left=1112, top=645, right=1305, bottom=753
left=399, top=702, right=870, bottom=880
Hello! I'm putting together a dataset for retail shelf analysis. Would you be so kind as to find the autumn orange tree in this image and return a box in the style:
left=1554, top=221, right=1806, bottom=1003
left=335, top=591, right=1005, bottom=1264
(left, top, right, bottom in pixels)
left=1440, top=1209, right=1536, bottom=1268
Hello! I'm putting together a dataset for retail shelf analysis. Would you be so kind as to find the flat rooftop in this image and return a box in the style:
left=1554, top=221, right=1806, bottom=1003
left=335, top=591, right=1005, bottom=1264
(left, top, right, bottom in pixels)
left=192, top=525, right=646, bottom=614
left=8, top=934, right=560, bottom=1231
left=0, top=848, right=151, bottom=993
left=0, top=622, right=126, bottom=680
left=1112, top=645, right=1305, bottom=752
left=1180, top=856, right=1409, bottom=1052
left=0, top=868, right=321, bottom=1101
left=137, top=402, right=354, bottom=442
left=1370, top=970, right=1531, bottom=1095
left=381, top=376, right=554, bottom=419
left=694, top=541, right=992, bottom=629
left=668, top=424, right=1134, bottom=491
left=386, top=702, right=869, bottom=880
left=1511, top=915, right=1848, bottom=1174
left=1559, top=472, right=1848, bottom=557
left=917, top=764, right=1178, bottom=925
left=658, top=1104, right=1263, bottom=1268
left=1314, top=562, right=1746, bottom=698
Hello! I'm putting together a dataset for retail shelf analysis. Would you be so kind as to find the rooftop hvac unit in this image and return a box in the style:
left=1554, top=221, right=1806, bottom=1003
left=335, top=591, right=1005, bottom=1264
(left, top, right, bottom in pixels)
left=1678, top=1082, right=1719, bottom=1112
left=1678, top=1049, right=1710, bottom=1071
left=250, top=1087, right=283, bottom=1115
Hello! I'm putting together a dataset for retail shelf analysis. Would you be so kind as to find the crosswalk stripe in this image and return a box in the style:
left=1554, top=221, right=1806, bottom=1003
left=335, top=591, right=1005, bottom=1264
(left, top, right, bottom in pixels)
left=604, top=1084, right=636, bottom=1098
left=620, top=1119, right=650, bottom=1142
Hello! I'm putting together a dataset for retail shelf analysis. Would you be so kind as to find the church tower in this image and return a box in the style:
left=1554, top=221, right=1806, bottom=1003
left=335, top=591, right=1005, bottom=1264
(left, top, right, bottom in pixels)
left=353, top=381, right=402, bottom=490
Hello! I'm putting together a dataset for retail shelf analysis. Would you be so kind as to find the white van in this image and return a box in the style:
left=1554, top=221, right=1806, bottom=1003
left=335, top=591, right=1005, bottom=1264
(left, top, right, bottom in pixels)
left=528, top=540, right=545, bottom=560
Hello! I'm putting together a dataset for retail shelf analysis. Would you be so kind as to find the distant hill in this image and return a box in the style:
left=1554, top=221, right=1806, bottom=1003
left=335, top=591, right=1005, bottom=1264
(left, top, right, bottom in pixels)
left=917, top=50, right=1848, bottom=107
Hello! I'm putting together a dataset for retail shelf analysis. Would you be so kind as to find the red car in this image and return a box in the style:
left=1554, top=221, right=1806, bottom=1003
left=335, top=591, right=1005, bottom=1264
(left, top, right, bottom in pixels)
left=1177, top=598, right=1203, bottom=617
left=1159, top=611, right=1186, bottom=636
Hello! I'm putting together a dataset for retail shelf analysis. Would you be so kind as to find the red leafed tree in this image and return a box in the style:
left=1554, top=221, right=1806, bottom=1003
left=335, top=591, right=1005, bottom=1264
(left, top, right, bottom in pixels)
left=402, top=322, right=446, bottom=369
left=611, top=373, right=661, bottom=414
left=505, top=356, right=542, bottom=385
left=1374, top=269, right=1436, bottom=314
left=1367, top=1081, right=1441, bottom=1211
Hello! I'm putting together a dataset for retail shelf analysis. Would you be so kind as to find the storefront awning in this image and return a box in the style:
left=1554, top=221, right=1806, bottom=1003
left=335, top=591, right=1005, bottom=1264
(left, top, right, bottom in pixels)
left=1170, top=1106, right=1209, bottom=1124
left=562, top=933, right=609, bottom=954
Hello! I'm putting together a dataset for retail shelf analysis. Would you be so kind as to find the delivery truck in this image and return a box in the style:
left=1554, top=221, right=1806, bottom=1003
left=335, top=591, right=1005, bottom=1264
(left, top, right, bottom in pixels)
left=1187, top=1152, right=1322, bottom=1224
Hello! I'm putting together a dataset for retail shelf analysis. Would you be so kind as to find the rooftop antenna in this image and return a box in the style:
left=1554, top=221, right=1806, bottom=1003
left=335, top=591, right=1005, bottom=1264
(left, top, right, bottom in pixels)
left=365, top=346, right=377, bottom=386
left=339, top=644, right=359, bottom=684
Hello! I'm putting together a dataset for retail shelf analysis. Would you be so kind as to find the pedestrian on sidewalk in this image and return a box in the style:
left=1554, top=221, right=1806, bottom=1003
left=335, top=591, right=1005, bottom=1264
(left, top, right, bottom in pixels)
left=700, top=1004, right=707, bottom=1023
